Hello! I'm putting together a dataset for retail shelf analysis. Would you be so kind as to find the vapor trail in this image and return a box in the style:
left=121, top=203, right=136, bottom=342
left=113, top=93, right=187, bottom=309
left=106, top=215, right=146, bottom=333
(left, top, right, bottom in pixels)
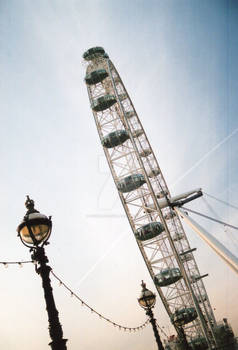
left=170, top=127, right=238, bottom=188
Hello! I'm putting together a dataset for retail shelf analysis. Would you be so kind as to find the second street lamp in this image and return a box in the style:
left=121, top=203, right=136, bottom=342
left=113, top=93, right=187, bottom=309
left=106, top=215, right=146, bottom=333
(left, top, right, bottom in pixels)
left=17, top=196, right=67, bottom=350
left=138, top=280, right=164, bottom=350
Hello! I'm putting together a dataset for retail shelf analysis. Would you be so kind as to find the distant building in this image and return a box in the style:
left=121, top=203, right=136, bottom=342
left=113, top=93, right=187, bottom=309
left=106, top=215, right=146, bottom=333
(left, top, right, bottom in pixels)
left=164, top=318, right=238, bottom=350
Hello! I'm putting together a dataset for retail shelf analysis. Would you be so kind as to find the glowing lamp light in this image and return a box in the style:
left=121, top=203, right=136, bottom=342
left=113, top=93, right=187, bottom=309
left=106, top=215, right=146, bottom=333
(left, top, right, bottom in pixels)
left=17, top=196, right=52, bottom=247
left=138, top=280, right=156, bottom=309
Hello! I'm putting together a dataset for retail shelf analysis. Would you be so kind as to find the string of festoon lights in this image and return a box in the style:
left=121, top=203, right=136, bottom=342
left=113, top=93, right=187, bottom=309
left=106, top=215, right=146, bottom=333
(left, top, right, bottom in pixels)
left=0, top=260, right=151, bottom=333
left=50, top=270, right=150, bottom=333
left=0, top=260, right=34, bottom=267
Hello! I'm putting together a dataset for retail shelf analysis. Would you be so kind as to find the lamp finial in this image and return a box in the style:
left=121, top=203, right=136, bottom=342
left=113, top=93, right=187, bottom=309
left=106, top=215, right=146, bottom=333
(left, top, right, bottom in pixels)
left=141, top=280, right=147, bottom=290
left=25, top=196, right=39, bottom=214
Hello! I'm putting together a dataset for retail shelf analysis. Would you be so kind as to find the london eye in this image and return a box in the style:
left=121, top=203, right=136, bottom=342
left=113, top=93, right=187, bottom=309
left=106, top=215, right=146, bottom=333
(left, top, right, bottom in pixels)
left=83, top=46, right=222, bottom=349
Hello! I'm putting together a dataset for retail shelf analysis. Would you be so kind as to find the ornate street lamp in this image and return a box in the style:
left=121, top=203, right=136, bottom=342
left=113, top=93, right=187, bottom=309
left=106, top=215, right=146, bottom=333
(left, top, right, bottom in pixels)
left=138, top=281, right=164, bottom=350
left=17, top=196, right=67, bottom=350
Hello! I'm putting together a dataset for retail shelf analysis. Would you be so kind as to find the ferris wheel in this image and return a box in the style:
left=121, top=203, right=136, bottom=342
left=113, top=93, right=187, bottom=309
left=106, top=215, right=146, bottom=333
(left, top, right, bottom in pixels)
left=83, top=47, right=218, bottom=349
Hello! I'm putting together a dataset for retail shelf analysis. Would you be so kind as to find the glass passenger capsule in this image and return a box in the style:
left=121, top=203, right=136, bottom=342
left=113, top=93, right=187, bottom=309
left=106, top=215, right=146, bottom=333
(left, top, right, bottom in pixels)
left=154, top=268, right=182, bottom=287
left=143, top=203, right=156, bottom=213
left=156, top=190, right=168, bottom=199
left=113, top=76, right=120, bottom=84
left=190, top=274, right=199, bottom=283
left=85, top=69, right=108, bottom=85
left=83, top=46, right=106, bottom=61
left=171, top=307, right=198, bottom=326
left=164, top=211, right=176, bottom=220
left=180, top=253, right=193, bottom=263
left=190, top=337, right=208, bottom=350
left=173, top=233, right=184, bottom=241
left=91, top=95, right=117, bottom=112
left=135, top=222, right=164, bottom=241
left=118, top=93, right=127, bottom=101
left=148, top=167, right=160, bottom=178
left=101, top=130, right=130, bottom=148
left=125, top=111, right=135, bottom=119
left=197, top=295, right=207, bottom=303
left=139, top=149, right=152, bottom=157
left=117, top=174, right=146, bottom=193
left=133, top=129, right=143, bottom=138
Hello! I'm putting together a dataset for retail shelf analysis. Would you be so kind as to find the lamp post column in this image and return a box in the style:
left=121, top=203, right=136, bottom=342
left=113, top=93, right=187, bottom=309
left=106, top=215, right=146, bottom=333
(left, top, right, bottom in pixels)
left=146, top=307, right=165, bottom=350
left=32, top=247, right=67, bottom=350
left=17, top=197, right=67, bottom=350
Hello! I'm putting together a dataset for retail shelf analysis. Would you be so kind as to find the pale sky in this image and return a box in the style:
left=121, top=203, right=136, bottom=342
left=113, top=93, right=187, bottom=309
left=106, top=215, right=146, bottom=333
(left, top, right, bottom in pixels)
left=0, top=1, right=238, bottom=349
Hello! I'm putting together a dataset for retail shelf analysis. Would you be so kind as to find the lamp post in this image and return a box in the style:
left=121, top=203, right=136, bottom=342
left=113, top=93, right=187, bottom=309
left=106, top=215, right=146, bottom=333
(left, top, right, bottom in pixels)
left=138, top=281, right=164, bottom=350
left=17, top=196, right=67, bottom=350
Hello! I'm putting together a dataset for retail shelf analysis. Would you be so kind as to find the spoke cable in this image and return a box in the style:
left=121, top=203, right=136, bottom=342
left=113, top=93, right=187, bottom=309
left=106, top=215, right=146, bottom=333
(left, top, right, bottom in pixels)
left=202, top=197, right=222, bottom=221
left=182, top=207, right=238, bottom=231
left=203, top=192, right=238, bottom=211
left=202, top=198, right=238, bottom=250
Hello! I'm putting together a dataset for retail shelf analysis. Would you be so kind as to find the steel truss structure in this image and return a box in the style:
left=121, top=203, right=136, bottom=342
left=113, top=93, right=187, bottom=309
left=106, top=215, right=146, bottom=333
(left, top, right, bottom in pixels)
left=83, top=47, right=217, bottom=348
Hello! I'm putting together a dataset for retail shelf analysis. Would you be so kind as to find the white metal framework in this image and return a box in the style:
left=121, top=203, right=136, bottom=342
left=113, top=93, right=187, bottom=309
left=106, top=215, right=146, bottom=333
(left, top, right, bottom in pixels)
left=83, top=47, right=217, bottom=348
